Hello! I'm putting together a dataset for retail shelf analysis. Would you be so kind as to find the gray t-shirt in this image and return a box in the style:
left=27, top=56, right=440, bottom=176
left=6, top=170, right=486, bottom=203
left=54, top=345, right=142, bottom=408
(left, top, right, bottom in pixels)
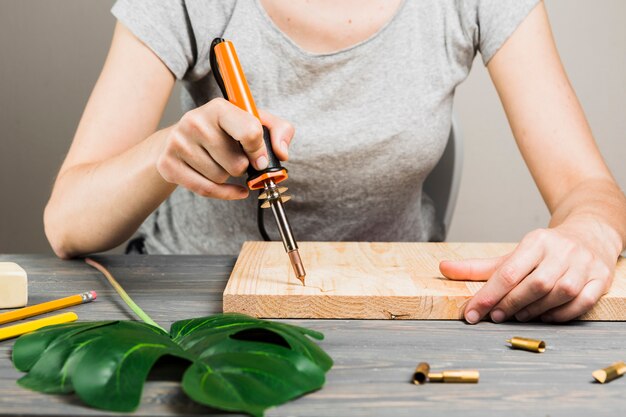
left=112, top=0, right=539, bottom=254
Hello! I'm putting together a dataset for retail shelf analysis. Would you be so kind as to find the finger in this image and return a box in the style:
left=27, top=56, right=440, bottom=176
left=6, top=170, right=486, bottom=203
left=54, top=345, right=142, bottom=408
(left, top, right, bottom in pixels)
left=540, top=279, right=607, bottom=323
left=197, top=125, right=249, bottom=178
left=440, top=256, right=505, bottom=281
left=514, top=269, right=586, bottom=322
left=464, top=241, right=544, bottom=324
left=169, top=131, right=230, bottom=184
left=515, top=265, right=589, bottom=322
left=209, top=98, right=267, bottom=170
left=163, top=158, right=248, bottom=200
left=259, top=109, right=295, bottom=161
left=491, top=259, right=568, bottom=323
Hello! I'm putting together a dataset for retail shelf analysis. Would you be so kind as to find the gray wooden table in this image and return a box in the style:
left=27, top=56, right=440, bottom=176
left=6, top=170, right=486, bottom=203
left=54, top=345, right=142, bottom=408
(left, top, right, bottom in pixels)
left=0, top=254, right=624, bottom=417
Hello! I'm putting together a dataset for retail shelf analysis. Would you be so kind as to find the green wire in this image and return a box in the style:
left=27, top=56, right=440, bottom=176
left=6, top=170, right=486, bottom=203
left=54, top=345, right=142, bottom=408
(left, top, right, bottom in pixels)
left=85, top=258, right=166, bottom=333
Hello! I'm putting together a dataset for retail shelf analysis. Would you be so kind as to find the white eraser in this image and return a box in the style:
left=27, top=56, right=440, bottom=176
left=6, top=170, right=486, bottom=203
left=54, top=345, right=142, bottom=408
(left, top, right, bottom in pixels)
left=0, top=262, right=28, bottom=309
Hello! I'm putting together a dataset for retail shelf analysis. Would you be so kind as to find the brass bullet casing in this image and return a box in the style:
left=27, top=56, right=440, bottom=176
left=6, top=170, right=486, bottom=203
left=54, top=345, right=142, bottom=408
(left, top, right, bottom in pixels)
left=428, top=370, right=479, bottom=383
left=592, top=361, right=626, bottom=384
left=412, top=362, right=430, bottom=385
left=507, top=337, right=546, bottom=353
left=427, top=372, right=444, bottom=382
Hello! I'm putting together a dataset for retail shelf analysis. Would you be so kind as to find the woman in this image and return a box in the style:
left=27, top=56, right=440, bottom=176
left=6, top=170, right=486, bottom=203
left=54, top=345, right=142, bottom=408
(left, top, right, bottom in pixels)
left=44, top=0, right=626, bottom=324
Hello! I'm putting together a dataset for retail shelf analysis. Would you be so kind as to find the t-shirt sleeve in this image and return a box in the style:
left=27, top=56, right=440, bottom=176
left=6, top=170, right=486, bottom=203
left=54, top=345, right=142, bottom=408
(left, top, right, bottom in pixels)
left=460, top=0, right=541, bottom=65
left=111, top=0, right=196, bottom=80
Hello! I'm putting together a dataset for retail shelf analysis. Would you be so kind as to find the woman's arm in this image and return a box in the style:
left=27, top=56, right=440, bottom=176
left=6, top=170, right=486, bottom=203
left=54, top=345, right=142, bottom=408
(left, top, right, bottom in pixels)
left=44, top=23, right=176, bottom=258
left=45, top=23, right=293, bottom=258
left=440, top=1, right=626, bottom=323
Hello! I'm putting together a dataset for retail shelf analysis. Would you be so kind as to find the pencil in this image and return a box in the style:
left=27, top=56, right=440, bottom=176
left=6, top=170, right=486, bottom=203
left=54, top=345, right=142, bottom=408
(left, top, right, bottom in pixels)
left=0, top=312, right=78, bottom=341
left=0, top=291, right=96, bottom=326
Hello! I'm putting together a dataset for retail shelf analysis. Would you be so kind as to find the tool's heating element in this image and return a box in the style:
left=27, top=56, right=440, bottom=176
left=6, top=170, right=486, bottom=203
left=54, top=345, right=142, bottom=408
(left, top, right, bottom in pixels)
left=259, top=180, right=306, bottom=283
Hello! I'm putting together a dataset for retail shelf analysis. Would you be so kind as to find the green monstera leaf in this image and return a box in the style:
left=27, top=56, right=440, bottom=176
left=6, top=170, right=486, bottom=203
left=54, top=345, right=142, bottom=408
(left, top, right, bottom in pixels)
left=11, top=259, right=333, bottom=416
left=13, top=313, right=332, bottom=416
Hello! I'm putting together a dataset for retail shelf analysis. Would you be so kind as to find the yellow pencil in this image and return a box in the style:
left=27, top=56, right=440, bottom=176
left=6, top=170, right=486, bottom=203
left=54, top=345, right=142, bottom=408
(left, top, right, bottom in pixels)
left=0, top=291, right=96, bottom=326
left=0, top=312, right=78, bottom=341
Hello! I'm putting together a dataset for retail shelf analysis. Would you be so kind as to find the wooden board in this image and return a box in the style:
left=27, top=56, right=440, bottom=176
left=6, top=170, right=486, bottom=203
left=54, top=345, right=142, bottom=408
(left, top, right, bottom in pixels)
left=223, top=241, right=626, bottom=320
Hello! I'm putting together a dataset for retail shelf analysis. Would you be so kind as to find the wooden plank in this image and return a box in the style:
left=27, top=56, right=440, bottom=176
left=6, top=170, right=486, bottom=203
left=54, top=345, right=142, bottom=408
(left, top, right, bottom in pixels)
left=223, top=241, right=626, bottom=320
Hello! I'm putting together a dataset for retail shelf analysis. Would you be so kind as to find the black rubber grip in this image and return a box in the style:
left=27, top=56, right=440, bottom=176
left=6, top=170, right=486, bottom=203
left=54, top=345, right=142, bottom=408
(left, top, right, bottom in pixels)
left=247, top=125, right=285, bottom=182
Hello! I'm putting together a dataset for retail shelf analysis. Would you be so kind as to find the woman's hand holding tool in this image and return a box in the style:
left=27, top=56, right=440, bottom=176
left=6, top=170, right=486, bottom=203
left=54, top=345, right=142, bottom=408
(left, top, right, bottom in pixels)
left=156, top=99, right=294, bottom=201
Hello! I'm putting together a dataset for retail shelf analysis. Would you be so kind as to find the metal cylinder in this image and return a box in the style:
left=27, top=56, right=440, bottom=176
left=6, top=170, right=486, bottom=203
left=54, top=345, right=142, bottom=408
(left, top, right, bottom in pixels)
left=261, top=180, right=305, bottom=284
left=266, top=183, right=298, bottom=253
left=288, top=249, right=306, bottom=281
left=507, top=337, right=546, bottom=353
left=427, top=372, right=444, bottom=382
left=592, top=361, right=626, bottom=384
left=428, top=370, right=479, bottom=383
left=412, top=362, right=430, bottom=385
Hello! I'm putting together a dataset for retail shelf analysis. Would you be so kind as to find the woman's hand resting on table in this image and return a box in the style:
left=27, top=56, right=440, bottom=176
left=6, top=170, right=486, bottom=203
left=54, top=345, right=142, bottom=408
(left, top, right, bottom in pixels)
left=440, top=221, right=622, bottom=323
left=437, top=3, right=626, bottom=324
left=156, top=98, right=295, bottom=201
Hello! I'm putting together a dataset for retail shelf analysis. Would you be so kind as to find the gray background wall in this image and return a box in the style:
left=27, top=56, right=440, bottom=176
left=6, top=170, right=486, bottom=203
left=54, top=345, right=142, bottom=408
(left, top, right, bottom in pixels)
left=0, top=1, right=624, bottom=253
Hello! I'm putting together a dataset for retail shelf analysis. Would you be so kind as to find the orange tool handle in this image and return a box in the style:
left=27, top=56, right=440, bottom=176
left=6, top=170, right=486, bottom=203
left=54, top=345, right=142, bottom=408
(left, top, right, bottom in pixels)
left=212, top=40, right=260, bottom=119
left=210, top=38, right=288, bottom=190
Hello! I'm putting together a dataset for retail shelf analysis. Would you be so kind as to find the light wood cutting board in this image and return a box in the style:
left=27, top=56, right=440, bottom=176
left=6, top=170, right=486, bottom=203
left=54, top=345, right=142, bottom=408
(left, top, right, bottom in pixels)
left=223, top=241, right=626, bottom=320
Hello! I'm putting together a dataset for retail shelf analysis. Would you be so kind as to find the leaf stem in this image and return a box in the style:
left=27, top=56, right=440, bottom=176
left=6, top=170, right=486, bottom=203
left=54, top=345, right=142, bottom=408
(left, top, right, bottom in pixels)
left=85, top=258, right=166, bottom=332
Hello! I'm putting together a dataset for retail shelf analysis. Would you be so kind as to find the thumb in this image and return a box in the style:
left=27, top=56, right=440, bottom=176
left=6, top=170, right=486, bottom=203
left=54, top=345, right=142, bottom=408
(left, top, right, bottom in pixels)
left=258, top=109, right=295, bottom=161
left=439, top=255, right=507, bottom=281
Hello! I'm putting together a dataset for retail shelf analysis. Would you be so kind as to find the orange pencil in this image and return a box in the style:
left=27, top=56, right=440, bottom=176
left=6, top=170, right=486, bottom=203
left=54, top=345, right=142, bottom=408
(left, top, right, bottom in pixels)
left=0, top=291, right=96, bottom=325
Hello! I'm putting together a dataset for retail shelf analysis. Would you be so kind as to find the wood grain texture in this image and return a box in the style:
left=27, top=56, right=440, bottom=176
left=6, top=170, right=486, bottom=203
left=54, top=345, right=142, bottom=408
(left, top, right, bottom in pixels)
left=2, top=254, right=626, bottom=417
left=224, top=242, right=626, bottom=320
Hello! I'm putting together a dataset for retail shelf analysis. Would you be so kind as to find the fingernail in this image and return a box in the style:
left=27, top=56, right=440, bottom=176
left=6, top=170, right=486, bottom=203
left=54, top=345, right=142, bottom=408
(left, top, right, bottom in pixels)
left=280, top=141, right=288, bottom=156
left=516, top=310, right=530, bottom=322
left=256, top=155, right=268, bottom=170
left=541, top=314, right=553, bottom=323
left=466, top=310, right=480, bottom=324
left=491, top=309, right=505, bottom=323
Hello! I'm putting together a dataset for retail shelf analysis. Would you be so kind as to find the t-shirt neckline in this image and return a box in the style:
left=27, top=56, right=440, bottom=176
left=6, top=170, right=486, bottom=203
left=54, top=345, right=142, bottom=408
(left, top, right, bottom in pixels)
left=252, top=0, right=408, bottom=59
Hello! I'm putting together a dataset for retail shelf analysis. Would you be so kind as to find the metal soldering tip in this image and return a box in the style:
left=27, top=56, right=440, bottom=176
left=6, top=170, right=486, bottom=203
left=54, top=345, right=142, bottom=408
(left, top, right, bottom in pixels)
left=288, top=249, right=306, bottom=285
